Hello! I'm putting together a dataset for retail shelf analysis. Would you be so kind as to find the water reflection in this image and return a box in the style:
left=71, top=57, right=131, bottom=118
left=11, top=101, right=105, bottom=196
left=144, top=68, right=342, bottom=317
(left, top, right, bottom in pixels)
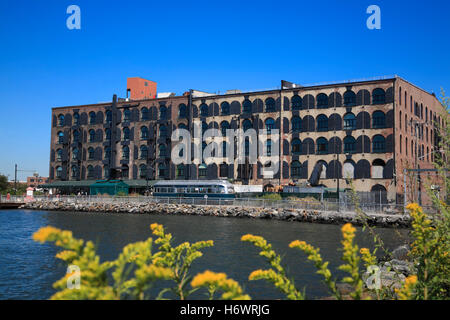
left=0, top=210, right=410, bottom=299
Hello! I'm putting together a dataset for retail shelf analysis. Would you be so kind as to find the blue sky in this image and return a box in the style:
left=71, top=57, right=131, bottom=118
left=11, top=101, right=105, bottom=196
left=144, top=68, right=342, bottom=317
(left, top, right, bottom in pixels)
left=0, top=0, right=449, bottom=181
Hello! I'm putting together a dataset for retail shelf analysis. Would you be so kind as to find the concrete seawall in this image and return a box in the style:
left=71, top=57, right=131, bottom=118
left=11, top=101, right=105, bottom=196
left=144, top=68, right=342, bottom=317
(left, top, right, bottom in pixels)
left=21, top=199, right=412, bottom=228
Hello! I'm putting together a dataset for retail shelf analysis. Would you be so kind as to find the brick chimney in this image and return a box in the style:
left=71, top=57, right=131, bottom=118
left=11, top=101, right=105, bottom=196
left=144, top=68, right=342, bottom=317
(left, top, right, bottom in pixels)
left=126, top=77, right=157, bottom=100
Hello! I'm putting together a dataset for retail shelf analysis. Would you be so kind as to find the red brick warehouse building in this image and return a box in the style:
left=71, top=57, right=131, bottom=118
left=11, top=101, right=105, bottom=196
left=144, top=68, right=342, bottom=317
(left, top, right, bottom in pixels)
left=47, top=76, right=446, bottom=202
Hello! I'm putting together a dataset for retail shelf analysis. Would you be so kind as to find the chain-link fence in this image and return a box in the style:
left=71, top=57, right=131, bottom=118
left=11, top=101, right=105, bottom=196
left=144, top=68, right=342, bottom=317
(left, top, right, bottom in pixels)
left=1, top=193, right=431, bottom=214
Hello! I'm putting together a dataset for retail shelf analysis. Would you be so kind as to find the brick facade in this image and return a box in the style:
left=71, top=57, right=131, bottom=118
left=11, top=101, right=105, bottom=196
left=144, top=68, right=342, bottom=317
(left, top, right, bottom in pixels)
left=49, top=76, right=446, bottom=202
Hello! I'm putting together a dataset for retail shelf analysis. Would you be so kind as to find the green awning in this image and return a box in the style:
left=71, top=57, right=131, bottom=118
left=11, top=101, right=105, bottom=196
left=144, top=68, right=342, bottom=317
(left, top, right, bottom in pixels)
left=90, top=180, right=129, bottom=195
left=39, top=179, right=159, bottom=189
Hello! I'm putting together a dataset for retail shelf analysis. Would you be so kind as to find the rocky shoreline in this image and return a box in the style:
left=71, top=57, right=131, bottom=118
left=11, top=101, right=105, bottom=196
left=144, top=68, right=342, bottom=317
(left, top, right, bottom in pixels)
left=21, top=199, right=412, bottom=228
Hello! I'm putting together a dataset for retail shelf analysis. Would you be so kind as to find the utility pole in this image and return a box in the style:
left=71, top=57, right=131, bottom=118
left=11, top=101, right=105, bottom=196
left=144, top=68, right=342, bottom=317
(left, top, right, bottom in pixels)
left=336, top=150, right=340, bottom=212
left=14, top=164, right=37, bottom=194
left=403, top=168, right=407, bottom=212
left=14, top=164, right=17, bottom=192
left=412, top=120, right=424, bottom=205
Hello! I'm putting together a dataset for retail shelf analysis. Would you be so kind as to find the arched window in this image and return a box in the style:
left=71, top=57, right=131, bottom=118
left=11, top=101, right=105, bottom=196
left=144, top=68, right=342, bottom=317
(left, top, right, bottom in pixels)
left=58, top=131, right=64, bottom=144
left=89, top=112, right=96, bottom=124
left=141, top=107, right=149, bottom=121
left=317, top=115, right=328, bottom=131
left=176, top=164, right=185, bottom=178
left=291, top=95, right=302, bottom=110
left=198, top=163, right=207, bottom=179
left=292, top=116, right=301, bottom=131
left=56, top=149, right=63, bottom=161
left=222, top=141, right=228, bottom=158
left=87, top=165, right=94, bottom=178
left=343, top=113, right=356, bottom=130
left=343, top=136, right=356, bottom=154
left=122, top=165, right=129, bottom=179
left=291, top=139, right=302, bottom=155
left=343, top=161, right=355, bottom=179
left=221, top=102, right=230, bottom=115
left=317, top=137, right=328, bottom=154
left=291, top=161, right=302, bottom=178
left=372, top=111, right=386, bottom=128
left=202, top=121, right=208, bottom=134
left=265, top=98, right=276, bottom=112
left=89, top=129, right=96, bottom=142
left=104, top=146, right=111, bottom=160
left=405, top=137, right=408, bottom=156
left=243, top=119, right=252, bottom=132
left=372, top=159, right=385, bottom=178
left=139, top=164, right=147, bottom=179
left=73, top=130, right=80, bottom=143
left=158, top=164, right=166, bottom=178
left=372, top=88, right=386, bottom=104
left=178, top=104, right=187, bottom=118
left=123, top=127, right=131, bottom=141
left=56, top=166, right=63, bottom=178
left=124, top=109, right=131, bottom=121
left=141, top=126, right=149, bottom=139
left=265, top=118, right=275, bottom=134
left=159, top=144, right=167, bottom=157
left=71, top=166, right=79, bottom=178
left=200, top=104, right=208, bottom=117
left=104, top=166, right=109, bottom=179
left=122, top=146, right=130, bottom=160
left=58, top=114, right=65, bottom=127
left=88, top=147, right=95, bottom=160
left=266, top=139, right=272, bottom=156
left=243, top=100, right=252, bottom=113
left=140, top=145, right=148, bottom=159
left=220, top=163, right=228, bottom=178
left=316, top=93, right=328, bottom=109
left=159, top=106, right=167, bottom=120
left=72, top=147, right=79, bottom=160
left=159, top=125, right=167, bottom=137
left=106, top=110, right=112, bottom=123
left=105, top=128, right=111, bottom=141
left=344, top=90, right=356, bottom=106
left=73, top=112, right=80, bottom=125
left=221, top=121, right=230, bottom=137
left=372, top=135, right=386, bottom=153
left=317, top=161, right=327, bottom=179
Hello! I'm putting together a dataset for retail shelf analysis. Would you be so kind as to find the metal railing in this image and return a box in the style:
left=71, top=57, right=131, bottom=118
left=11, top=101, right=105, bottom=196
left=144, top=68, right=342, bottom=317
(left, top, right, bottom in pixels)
left=1, top=194, right=424, bottom=214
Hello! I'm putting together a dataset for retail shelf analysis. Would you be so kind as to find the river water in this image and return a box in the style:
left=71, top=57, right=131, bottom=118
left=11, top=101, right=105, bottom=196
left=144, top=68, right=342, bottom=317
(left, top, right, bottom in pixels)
left=0, top=209, right=410, bottom=300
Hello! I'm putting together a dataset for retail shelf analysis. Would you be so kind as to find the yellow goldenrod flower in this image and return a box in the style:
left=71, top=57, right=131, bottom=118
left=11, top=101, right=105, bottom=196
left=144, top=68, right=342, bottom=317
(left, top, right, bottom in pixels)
left=406, top=203, right=421, bottom=211
left=55, top=250, right=77, bottom=261
left=191, top=270, right=249, bottom=300
left=341, top=223, right=356, bottom=234
left=136, top=264, right=173, bottom=281
left=360, top=248, right=369, bottom=255
left=191, top=270, right=227, bottom=287
left=405, top=275, right=418, bottom=286
left=289, top=240, right=306, bottom=248
left=32, top=226, right=61, bottom=243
